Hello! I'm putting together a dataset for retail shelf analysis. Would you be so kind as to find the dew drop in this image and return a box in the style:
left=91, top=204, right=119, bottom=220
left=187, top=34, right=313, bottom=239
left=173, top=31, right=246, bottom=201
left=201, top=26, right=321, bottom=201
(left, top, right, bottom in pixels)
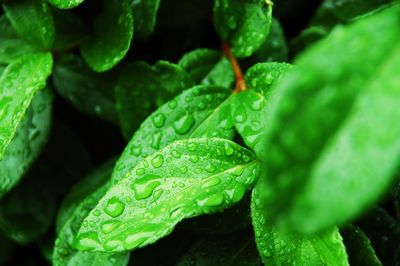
left=151, top=113, right=166, bottom=128
left=197, top=193, right=224, bottom=207
left=151, top=154, right=164, bottom=168
left=173, top=114, right=195, bottom=134
left=104, top=197, right=125, bottom=218
left=132, top=174, right=162, bottom=200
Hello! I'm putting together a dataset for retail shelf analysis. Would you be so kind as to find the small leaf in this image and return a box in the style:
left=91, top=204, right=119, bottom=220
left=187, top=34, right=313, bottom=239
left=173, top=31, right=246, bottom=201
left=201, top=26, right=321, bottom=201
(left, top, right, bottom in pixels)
left=178, top=48, right=234, bottom=88
left=80, top=0, right=134, bottom=72
left=0, top=89, right=53, bottom=198
left=213, top=0, right=273, bottom=58
left=3, top=0, right=55, bottom=49
left=0, top=15, right=38, bottom=64
left=47, top=0, right=85, bottom=9
left=176, top=231, right=262, bottom=266
left=132, top=0, right=160, bottom=39
left=258, top=4, right=400, bottom=233
left=341, top=224, right=383, bottom=266
left=232, top=62, right=292, bottom=153
left=53, top=160, right=130, bottom=266
left=52, top=10, right=86, bottom=50
left=115, top=61, right=194, bottom=139
left=251, top=182, right=349, bottom=265
left=0, top=52, right=53, bottom=159
left=77, top=138, right=259, bottom=252
left=113, top=84, right=235, bottom=183
left=52, top=54, right=118, bottom=124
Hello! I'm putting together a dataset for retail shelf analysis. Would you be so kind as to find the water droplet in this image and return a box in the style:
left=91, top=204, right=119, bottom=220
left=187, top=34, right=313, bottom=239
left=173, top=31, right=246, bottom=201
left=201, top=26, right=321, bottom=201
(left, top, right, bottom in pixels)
left=234, top=105, right=247, bottom=123
left=225, top=184, right=246, bottom=203
left=189, top=155, right=199, bottom=163
left=197, top=194, right=224, bottom=207
left=173, top=114, right=195, bottom=134
left=132, top=174, right=162, bottom=200
left=224, top=142, right=234, bottom=156
left=151, top=113, right=166, bottom=128
left=202, top=177, right=221, bottom=188
left=151, top=154, right=164, bottom=168
left=265, top=73, right=273, bottom=85
left=168, top=99, right=177, bottom=109
left=101, top=220, right=121, bottom=234
left=151, top=131, right=162, bottom=149
left=104, top=197, right=125, bottom=218
left=75, top=232, right=101, bottom=251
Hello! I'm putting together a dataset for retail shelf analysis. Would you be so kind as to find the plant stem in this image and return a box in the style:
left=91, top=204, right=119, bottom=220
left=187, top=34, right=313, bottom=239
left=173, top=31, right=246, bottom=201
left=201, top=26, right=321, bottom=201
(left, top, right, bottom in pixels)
left=222, top=43, right=246, bottom=93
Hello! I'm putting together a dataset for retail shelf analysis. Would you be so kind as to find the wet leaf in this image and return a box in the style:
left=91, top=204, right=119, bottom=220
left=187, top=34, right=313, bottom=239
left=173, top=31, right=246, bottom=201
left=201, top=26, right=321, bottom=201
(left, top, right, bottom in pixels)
left=132, top=0, right=160, bottom=39
left=47, top=0, right=85, bottom=9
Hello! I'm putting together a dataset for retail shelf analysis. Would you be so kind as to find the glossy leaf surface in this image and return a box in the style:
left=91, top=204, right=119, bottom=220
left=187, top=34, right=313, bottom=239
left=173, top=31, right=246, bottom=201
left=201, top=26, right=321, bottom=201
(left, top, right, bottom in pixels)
left=47, top=0, right=85, bottom=9
left=132, top=0, right=160, bottom=39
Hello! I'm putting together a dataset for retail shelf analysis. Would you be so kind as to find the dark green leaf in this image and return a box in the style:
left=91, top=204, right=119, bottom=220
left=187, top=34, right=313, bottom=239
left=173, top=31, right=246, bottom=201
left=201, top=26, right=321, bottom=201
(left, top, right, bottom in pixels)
left=258, top=4, right=400, bottom=233
left=52, top=10, right=86, bottom=50
left=53, top=160, right=130, bottom=266
left=132, top=0, right=160, bottom=39
left=341, top=224, right=383, bottom=266
left=0, top=52, right=53, bottom=159
left=47, top=0, right=85, bottom=9
left=113, top=84, right=235, bottom=183
left=3, top=0, right=55, bottom=49
left=0, top=89, right=53, bottom=198
left=0, top=233, right=13, bottom=264
left=77, top=138, right=259, bottom=252
left=251, top=182, right=349, bottom=265
left=290, top=26, right=329, bottom=56
left=213, top=0, right=273, bottom=58
left=176, top=231, right=262, bottom=266
left=80, top=0, right=133, bottom=72
left=0, top=15, right=38, bottom=64
left=52, top=54, right=118, bottom=124
left=115, top=60, right=194, bottom=139
left=178, top=49, right=234, bottom=89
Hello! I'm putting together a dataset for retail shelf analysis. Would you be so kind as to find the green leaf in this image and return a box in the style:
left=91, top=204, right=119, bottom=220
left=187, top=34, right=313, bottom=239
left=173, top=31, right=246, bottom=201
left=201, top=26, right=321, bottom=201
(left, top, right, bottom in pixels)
left=258, top=4, right=400, bottom=234
left=77, top=138, right=259, bottom=252
left=0, top=89, right=53, bottom=198
left=0, top=233, right=13, bottom=264
left=0, top=52, right=53, bottom=159
left=52, top=54, right=118, bottom=124
left=232, top=62, right=292, bottom=153
left=0, top=15, right=38, bottom=64
left=3, top=0, right=55, bottom=49
left=290, top=26, right=329, bottom=56
left=357, top=207, right=400, bottom=266
left=178, top=49, right=234, bottom=88
left=251, top=182, right=349, bottom=265
left=113, top=84, right=235, bottom=183
left=47, top=0, right=85, bottom=9
left=176, top=231, right=262, bottom=266
left=213, top=0, right=273, bottom=58
left=53, top=160, right=130, bottom=266
left=115, top=61, right=194, bottom=139
left=52, top=10, right=86, bottom=50
left=80, top=0, right=134, bottom=72
left=341, top=224, right=383, bottom=266
left=132, top=0, right=160, bottom=39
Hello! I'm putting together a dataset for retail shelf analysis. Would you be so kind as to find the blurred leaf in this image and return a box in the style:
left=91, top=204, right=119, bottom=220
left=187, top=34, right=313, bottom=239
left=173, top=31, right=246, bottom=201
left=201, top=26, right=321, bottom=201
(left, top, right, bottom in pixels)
left=0, top=89, right=53, bottom=198
left=341, top=224, right=383, bottom=266
left=0, top=52, right=53, bottom=159
left=290, top=26, right=328, bottom=56
left=115, top=60, right=194, bottom=139
left=52, top=54, right=118, bottom=124
left=3, top=0, right=55, bottom=49
left=132, top=0, right=160, bottom=39
left=213, top=0, right=273, bottom=58
left=258, top=4, right=400, bottom=233
left=0, top=233, right=13, bottom=265
left=47, top=0, right=85, bottom=9
left=178, top=48, right=234, bottom=89
left=80, top=0, right=133, bottom=72
left=52, top=10, right=86, bottom=50
left=77, top=138, right=259, bottom=252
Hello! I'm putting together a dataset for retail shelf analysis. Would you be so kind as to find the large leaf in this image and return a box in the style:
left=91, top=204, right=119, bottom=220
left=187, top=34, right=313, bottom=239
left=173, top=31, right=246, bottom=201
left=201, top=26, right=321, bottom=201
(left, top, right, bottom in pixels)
left=231, top=62, right=292, bottom=153
left=251, top=182, right=349, bottom=265
left=77, top=138, right=259, bottom=252
left=115, top=61, right=194, bottom=139
left=0, top=89, right=52, bottom=198
left=80, top=0, right=133, bottom=72
left=53, top=160, right=130, bottom=266
left=113, top=84, right=235, bottom=183
left=132, top=0, right=160, bottom=39
left=3, top=0, right=55, bottom=49
left=213, top=0, right=273, bottom=58
left=0, top=52, right=53, bottom=159
left=52, top=54, right=118, bottom=124
left=47, top=0, right=85, bottom=9
left=0, top=15, right=37, bottom=64
left=258, top=4, right=400, bottom=233
left=178, top=49, right=234, bottom=89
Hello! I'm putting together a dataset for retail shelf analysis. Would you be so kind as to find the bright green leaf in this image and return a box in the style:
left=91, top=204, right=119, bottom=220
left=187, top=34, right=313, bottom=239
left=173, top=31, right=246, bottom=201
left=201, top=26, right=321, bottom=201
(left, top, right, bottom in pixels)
left=52, top=10, right=86, bottom=50
left=80, top=0, right=134, bottom=72
left=132, top=0, right=160, bottom=39
left=0, top=52, right=53, bottom=159
left=77, top=138, right=259, bottom=252
left=52, top=54, right=118, bottom=124
left=251, top=182, right=349, bottom=265
left=115, top=60, right=194, bottom=139
left=3, top=0, right=55, bottom=49
left=47, top=0, right=85, bottom=9
left=0, top=89, right=52, bottom=198
left=259, top=4, right=400, bottom=233
left=213, top=0, right=273, bottom=58
left=0, top=15, right=38, bottom=64
left=178, top=48, right=234, bottom=88
left=53, top=160, right=130, bottom=266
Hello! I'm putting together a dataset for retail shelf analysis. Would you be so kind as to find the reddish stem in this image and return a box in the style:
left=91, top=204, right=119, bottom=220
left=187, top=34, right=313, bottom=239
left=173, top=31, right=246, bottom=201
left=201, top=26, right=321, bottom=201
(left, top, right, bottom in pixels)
left=222, top=43, right=246, bottom=93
